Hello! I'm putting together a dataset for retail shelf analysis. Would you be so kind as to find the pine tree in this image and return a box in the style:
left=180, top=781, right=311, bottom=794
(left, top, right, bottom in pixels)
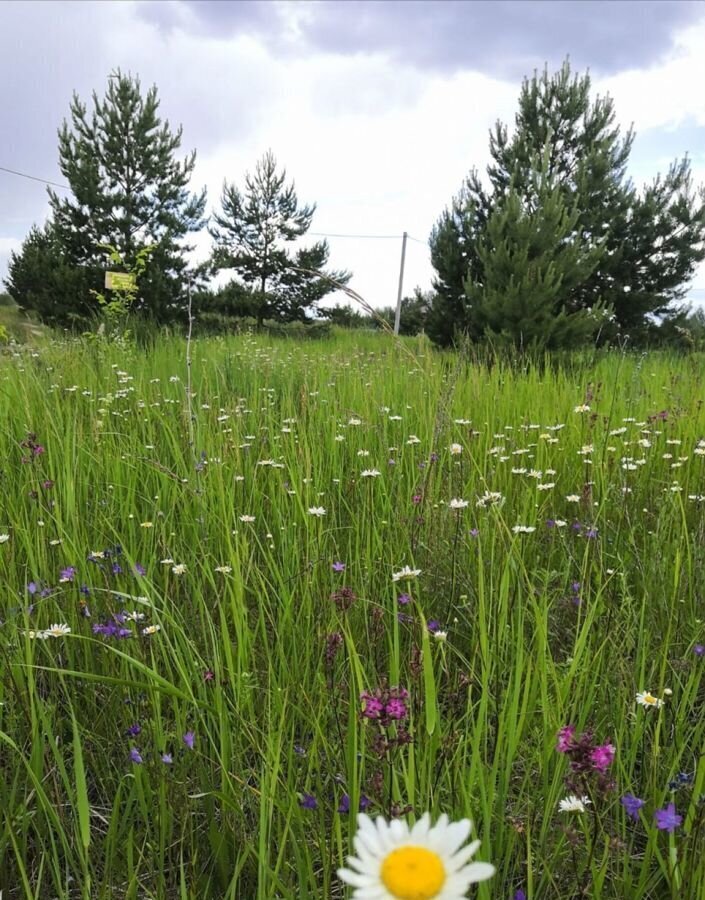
left=46, top=70, right=206, bottom=322
left=464, top=150, right=604, bottom=350
left=210, top=151, right=350, bottom=323
left=429, top=60, right=705, bottom=347
left=5, top=225, right=97, bottom=326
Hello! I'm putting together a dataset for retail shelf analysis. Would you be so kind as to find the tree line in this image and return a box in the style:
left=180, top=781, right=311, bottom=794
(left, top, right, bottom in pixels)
left=4, top=63, right=705, bottom=348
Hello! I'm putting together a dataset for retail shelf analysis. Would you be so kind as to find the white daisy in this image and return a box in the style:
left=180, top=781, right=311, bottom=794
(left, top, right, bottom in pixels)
left=45, top=623, right=71, bottom=638
left=337, top=812, right=494, bottom=899
left=171, top=564, right=186, bottom=576
left=636, top=690, right=663, bottom=709
left=559, top=795, right=591, bottom=813
left=392, top=566, right=422, bottom=582
left=308, top=506, right=327, bottom=517
left=449, top=443, right=463, bottom=455
left=239, top=514, right=256, bottom=523
left=449, top=498, right=468, bottom=510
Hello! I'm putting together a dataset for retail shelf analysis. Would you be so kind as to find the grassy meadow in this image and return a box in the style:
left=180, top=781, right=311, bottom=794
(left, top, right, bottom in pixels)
left=1, top=330, right=705, bottom=898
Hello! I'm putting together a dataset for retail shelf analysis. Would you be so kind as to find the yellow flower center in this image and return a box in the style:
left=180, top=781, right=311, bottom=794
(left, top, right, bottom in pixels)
left=380, top=846, right=446, bottom=899
left=642, top=693, right=658, bottom=705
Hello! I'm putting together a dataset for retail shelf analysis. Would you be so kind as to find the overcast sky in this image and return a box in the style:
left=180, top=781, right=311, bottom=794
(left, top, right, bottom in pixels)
left=1, top=0, right=705, bottom=309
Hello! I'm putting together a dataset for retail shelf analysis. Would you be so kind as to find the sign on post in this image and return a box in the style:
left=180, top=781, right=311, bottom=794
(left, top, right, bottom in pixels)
left=105, top=271, right=136, bottom=291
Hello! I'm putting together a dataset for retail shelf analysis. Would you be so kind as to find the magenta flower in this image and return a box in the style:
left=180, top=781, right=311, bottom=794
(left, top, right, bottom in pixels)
left=556, top=725, right=576, bottom=753
left=590, top=742, right=616, bottom=772
left=385, top=698, right=407, bottom=719
left=361, top=694, right=384, bottom=719
left=654, top=802, right=682, bottom=832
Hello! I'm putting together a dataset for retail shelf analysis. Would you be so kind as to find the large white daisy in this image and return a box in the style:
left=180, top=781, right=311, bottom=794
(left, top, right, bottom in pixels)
left=337, top=812, right=494, bottom=899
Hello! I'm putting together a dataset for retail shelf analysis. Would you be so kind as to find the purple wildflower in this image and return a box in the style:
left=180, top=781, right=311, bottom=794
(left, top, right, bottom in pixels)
left=161, top=753, right=173, bottom=764
left=654, top=802, right=682, bottom=832
left=183, top=731, right=195, bottom=750
left=129, top=747, right=143, bottom=764
left=556, top=725, right=576, bottom=753
left=59, top=566, right=76, bottom=582
left=694, top=644, right=705, bottom=657
left=299, top=793, right=317, bottom=810
left=590, top=742, right=616, bottom=773
left=427, top=619, right=441, bottom=634
left=27, top=582, right=38, bottom=596
left=621, top=793, right=645, bottom=821
left=361, top=695, right=384, bottom=719
left=338, top=793, right=372, bottom=814
left=397, top=593, right=411, bottom=605
left=125, top=723, right=141, bottom=738
left=385, top=698, right=407, bottom=720
left=514, top=892, right=527, bottom=900
left=331, top=561, right=346, bottom=572
left=469, top=528, right=479, bottom=537
left=133, top=563, right=146, bottom=576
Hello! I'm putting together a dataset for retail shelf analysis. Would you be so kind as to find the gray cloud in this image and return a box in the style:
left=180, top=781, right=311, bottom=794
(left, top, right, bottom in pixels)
left=144, top=0, right=705, bottom=79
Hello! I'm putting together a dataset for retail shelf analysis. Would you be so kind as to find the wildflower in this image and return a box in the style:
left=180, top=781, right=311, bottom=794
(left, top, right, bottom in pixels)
left=161, top=753, right=173, bottom=764
left=331, top=587, right=357, bottom=611
left=392, top=566, right=421, bottom=582
left=450, top=443, right=463, bottom=455
left=59, top=566, right=76, bottom=583
left=636, top=691, right=663, bottom=709
left=476, top=490, right=503, bottom=508
left=360, top=469, right=381, bottom=478
left=130, top=747, right=143, bottom=764
left=332, top=561, right=346, bottom=572
left=337, top=812, right=494, bottom=897
left=308, top=507, right=326, bottom=517
left=574, top=404, right=591, bottom=413
left=566, top=494, right=581, bottom=502
left=654, top=802, right=682, bottom=832
left=125, top=723, right=141, bottom=737
left=433, top=630, right=448, bottom=642
left=427, top=620, right=442, bottom=634
left=397, top=593, right=411, bottom=605
left=0, top=534, right=9, bottom=544
left=512, top=525, right=536, bottom=534
left=239, top=514, right=256, bottom=523
left=183, top=731, right=195, bottom=750
left=142, top=624, right=161, bottom=636
left=214, top=565, right=232, bottom=574
left=171, top=564, right=186, bottom=576
left=591, top=743, right=616, bottom=772
left=337, top=793, right=372, bottom=814
left=556, top=725, right=575, bottom=753
left=44, top=623, right=71, bottom=638
left=693, top=644, right=705, bottom=657
left=299, top=793, right=317, bottom=810
left=449, top=498, right=469, bottom=509
left=621, top=794, right=645, bottom=821
left=140, top=521, right=154, bottom=528
left=559, top=795, right=591, bottom=813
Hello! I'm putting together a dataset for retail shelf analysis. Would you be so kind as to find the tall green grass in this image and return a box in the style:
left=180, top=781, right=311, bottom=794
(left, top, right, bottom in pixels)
left=1, top=332, right=704, bottom=898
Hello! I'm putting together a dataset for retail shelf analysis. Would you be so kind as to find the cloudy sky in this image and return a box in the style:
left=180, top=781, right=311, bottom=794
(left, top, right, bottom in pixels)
left=1, top=0, right=705, bottom=309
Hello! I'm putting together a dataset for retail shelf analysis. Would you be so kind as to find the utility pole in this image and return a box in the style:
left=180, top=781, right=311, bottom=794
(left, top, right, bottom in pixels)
left=393, top=230, right=408, bottom=336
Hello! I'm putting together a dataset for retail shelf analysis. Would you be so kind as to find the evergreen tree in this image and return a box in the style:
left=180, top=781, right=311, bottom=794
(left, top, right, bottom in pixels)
left=210, top=151, right=350, bottom=323
left=429, top=60, right=705, bottom=347
left=464, top=150, right=604, bottom=350
left=5, top=225, right=97, bottom=326
left=46, top=70, right=206, bottom=323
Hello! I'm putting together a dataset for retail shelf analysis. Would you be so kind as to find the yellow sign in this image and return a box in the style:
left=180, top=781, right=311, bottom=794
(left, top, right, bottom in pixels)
left=105, top=271, right=136, bottom=291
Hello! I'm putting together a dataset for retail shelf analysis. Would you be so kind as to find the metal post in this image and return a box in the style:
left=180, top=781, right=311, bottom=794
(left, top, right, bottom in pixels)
left=393, top=230, right=408, bottom=335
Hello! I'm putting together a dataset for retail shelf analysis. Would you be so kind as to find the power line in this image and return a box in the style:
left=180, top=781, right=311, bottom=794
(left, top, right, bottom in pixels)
left=0, top=165, right=70, bottom=191
left=308, top=231, right=403, bottom=240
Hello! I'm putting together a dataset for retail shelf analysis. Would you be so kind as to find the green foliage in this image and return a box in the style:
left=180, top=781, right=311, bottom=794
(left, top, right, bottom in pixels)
left=210, top=150, right=351, bottom=322
left=5, top=224, right=99, bottom=326
left=429, top=60, right=705, bottom=348
left=375, top=287, right=434, bottom=335
left=47, top=69, right=206, bottom=323
left=87, top=244, right=156, bottom=346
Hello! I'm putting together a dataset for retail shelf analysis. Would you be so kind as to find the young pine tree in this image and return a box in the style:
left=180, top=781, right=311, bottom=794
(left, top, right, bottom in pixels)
left=47, top=70, right=206, bottom=323
left=209, top=151, right=350, bottom=324
left=465, top=150, right=604, bottom=351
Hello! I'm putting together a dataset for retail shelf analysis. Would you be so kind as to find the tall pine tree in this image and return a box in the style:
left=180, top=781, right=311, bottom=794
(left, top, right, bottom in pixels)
left=429, top=60, right=705, bottom=347
left=44, top=70, right=206, bottom=323
left=210, top=151, right=350, bottom=323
